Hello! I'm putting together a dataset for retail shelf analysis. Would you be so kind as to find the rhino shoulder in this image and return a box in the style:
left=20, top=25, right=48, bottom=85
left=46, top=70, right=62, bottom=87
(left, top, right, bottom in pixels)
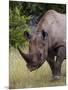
left=37, top=10, right=65, bottom=38
left=37, top=10, right=62, bottom=31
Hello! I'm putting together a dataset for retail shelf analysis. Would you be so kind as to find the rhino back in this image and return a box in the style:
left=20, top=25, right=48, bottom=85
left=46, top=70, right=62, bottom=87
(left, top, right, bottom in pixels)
left=37, top=10, right=66, bottom=48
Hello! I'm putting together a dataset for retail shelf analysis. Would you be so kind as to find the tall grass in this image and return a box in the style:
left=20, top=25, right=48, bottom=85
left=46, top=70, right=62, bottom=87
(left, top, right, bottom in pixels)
left=9, top=47, right=66, bottom=89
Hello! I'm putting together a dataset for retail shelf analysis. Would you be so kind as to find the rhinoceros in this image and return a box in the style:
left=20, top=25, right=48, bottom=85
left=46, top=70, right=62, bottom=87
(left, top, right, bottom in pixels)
left=18, top=10, right=66, bottom=80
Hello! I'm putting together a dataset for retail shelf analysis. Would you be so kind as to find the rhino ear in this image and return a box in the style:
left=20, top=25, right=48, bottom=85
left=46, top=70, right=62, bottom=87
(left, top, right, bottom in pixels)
left=24, top=31, right=31, bottom=40
left=42, top=30, right=48, bottom=40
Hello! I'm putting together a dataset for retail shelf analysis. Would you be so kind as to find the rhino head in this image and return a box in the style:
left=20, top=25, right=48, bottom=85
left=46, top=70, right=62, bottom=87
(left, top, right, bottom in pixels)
left=18, top=30, right=48, bottom=71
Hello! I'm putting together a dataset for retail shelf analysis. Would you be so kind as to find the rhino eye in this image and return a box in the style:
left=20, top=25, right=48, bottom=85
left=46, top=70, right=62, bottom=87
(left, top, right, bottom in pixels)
left=41, top=30, right=48, bottom=40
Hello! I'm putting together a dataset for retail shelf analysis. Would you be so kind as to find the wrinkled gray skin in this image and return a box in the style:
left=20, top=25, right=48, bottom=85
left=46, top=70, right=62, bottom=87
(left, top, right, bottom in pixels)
left=18, top=10, right=66, bottom=80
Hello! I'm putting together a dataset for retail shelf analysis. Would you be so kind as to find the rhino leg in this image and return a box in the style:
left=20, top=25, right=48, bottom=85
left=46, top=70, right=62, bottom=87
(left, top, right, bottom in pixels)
left=47, top=58, right=56, bottom=79
left=53, top=46, right=66, bottom=79
left=53, top=62, right=61, bottom=80
left=47, top=57, right=61, bottom=80
left=47, top=54, right=57, bottom=79
left=47, top=58, right=53, bottom=72
left=47, top=46, right=65, bottom=80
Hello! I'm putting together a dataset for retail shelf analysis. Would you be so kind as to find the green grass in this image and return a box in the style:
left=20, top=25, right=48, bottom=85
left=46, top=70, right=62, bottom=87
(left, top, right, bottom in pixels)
left=9, top=47, right=66, bottom=89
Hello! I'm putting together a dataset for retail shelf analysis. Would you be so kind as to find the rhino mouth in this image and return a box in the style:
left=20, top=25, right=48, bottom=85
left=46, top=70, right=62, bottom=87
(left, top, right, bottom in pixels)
left=26, top=60, right=45, bottom=71
left=27, top=64, right=41, bottom=71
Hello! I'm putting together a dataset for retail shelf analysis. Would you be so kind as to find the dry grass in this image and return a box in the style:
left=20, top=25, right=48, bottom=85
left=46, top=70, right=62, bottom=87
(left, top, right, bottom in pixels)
left=9, top=47, right=66, bottom=89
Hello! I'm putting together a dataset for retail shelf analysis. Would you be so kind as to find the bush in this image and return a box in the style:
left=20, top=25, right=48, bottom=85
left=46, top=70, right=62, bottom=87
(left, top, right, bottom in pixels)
left=9, top=6, right=31, bottom=48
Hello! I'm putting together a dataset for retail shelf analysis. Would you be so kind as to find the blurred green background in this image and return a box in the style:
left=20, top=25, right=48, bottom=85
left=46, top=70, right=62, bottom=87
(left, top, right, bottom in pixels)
left=9, top=1, right=66, bottom=89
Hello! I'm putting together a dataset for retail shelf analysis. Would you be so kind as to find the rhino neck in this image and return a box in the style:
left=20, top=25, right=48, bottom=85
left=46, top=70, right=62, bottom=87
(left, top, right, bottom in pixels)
left=17, top=47, right=31, bottom=63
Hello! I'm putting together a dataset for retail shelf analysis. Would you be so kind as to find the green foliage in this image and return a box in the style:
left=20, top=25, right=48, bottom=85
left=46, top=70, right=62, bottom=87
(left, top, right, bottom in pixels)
left=9, top=4, right=31, bottom=48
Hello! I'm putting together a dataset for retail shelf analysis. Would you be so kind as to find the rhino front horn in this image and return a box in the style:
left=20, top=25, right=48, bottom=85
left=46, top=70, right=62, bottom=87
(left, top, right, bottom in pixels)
left=17, top=47, right=31, bottom=63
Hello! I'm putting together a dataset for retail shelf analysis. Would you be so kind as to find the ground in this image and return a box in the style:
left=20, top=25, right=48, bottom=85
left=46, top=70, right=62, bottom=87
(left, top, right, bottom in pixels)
left=9, top=47, right=66, bottom=89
